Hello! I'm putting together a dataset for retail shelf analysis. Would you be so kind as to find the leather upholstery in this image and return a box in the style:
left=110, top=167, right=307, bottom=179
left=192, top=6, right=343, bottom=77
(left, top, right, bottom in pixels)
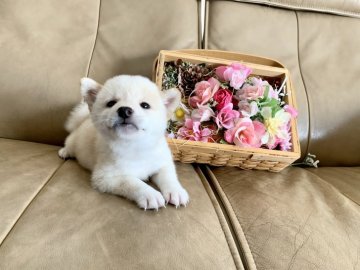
left=88, top=0, right=200, bottom=83
left=206, top=0, right=360, bottom=165
left=206, top=1, right=310, bottom=159
left=0, top=161, right=240, bottom=270
left=0, top=0, right=199, bottom=146
left=296, top=12, right=360, bottom=166
left=206, top=166, right=360, bottom=270
left=0, top=139, right=64, bottom=244
left=1, top=0, right=360, bottom=269
left=305, top=167, right=360, bottom=205
left=226, top=0, right=360, bottom=18
left=0, top=0, right=99, bottom=146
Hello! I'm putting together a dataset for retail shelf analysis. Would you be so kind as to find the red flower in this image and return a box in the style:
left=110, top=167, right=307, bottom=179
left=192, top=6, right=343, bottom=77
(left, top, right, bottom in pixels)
left=213, top=88, right=233, bottom=111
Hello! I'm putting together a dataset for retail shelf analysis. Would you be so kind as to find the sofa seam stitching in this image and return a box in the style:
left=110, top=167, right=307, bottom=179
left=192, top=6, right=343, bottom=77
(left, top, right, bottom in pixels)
left=295, top=11, right=311, bottom=158
left=209, top=172, right=257, bottom=270
left=203, top=166, right=258, bottom=270
left=86, top=0, right=101, bottom=77
left=0, top=160, right=66, bottom=247
left=199, top=168, right=242, bottom=269
left=195, top=165, right=244, bottom=270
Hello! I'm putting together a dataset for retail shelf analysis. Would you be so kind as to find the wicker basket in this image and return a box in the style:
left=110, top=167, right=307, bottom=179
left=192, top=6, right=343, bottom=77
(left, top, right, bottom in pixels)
left=153, top=50, right=301, bottom=172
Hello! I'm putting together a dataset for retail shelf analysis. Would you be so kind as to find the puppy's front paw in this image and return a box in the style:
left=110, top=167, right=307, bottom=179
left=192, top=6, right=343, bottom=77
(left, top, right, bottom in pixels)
left=58, top=148, right=71, bottom=160
left=136, top=187, right=166, bottom=211
left=162, top=186, right=189, bottom=208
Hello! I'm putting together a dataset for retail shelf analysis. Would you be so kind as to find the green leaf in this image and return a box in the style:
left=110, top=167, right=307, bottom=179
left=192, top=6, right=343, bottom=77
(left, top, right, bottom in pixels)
left=263, top=85, right=269, bottom=99
left=251, top=112, right=264, bottom=122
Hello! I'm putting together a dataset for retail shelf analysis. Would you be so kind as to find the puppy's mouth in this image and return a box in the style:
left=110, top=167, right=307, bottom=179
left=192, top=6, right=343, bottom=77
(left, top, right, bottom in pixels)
left=112, top=119, right=139, bottom=131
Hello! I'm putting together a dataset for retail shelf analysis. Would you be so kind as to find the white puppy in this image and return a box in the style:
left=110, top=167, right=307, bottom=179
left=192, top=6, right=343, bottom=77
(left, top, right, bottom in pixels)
left=59, top=75, right=189, bottom=210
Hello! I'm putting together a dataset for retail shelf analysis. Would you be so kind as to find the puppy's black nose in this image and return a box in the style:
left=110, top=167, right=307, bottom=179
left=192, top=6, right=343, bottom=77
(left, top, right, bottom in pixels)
left=117, top=106, right=133, bottom=119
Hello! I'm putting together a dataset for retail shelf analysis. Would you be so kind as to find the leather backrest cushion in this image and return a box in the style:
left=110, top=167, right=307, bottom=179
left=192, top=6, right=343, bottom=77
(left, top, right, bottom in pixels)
left=229, top=0, right=360, bottom=18
left=206, top=1, right=360, bottom=166
left=0, top=0, right=199, bottom=145
left=0, top=0, right=99, bottom=145
left=88, top=0, right=199, bottom=83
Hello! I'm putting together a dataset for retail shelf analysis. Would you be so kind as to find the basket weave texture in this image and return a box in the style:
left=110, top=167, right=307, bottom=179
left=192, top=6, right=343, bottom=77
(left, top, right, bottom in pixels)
left=153, top=50, right=301, bottom=172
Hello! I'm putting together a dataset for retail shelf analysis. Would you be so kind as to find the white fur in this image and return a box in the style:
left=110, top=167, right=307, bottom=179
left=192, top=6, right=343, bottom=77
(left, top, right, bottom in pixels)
left=64, top=102, right=89, bottom=132
left=59, top=75, right=188, bottom=210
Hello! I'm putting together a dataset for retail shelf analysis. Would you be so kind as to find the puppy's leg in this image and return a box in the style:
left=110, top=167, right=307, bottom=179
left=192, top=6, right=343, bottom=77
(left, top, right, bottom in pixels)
left=92, top=171, right=165, bottom=210
left=58, top=133, right=76, bottom=160
left=152, top=163, right=189, bottom=208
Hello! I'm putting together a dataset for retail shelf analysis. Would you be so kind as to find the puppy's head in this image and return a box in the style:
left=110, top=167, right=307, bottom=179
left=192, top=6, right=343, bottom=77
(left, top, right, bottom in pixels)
left=81, top=75, right=180, bottom=141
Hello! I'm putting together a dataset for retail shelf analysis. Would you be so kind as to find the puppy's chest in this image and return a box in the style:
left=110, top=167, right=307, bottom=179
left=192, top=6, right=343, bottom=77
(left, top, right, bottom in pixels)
left=110, top=150, right=165, bottom=180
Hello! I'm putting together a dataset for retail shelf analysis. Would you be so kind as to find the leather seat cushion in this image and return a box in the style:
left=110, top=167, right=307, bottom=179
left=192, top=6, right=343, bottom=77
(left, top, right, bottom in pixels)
left=0, top=139, right=64, bottom=244
left=305, top=167, right=360, bottom=205
left=0, top=159, right=241, bottom=270
left=206, top=166, right=360, bottom=270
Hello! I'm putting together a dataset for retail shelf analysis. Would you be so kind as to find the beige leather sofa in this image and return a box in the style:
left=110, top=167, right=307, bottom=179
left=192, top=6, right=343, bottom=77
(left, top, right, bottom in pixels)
left=1, top=0, right=359, bottom=269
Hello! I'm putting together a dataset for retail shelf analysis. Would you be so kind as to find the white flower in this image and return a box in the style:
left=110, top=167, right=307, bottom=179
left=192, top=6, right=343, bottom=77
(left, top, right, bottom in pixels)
left=191, top=105, right=215, bottom=122
left=171, top=102, right=190, bottom=123
left=238, top=100, right=259, bottom=117
left=261, top=107, right=291, bottom=149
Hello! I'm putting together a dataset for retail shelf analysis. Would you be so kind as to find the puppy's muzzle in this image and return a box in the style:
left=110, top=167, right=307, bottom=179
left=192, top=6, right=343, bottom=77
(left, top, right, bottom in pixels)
left=117, top=106, right=133, bottom=119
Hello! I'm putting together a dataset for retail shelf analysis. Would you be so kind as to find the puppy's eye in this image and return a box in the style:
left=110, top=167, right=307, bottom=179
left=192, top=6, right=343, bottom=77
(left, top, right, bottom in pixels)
left=106, top=100, right=117, bottom=108
left=140, top=102, right=150, bottom=109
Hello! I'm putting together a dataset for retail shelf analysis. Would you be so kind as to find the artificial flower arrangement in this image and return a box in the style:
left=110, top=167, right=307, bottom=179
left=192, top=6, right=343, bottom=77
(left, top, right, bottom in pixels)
left=162, top=59, right=298, bottom=151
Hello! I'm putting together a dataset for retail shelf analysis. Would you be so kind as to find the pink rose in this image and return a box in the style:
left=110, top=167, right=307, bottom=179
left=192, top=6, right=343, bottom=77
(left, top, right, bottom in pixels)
left=284, top=105, right=298, bottom=118
left=268, top=87, right=278, bottom=99
left=238, top=100, right=259, bottom=117
left=236, top=77, right=277, bottom=100
left=213, top=88, right=233, bottom=111
left=224, top=118, right=266, bottom=148
left=215, top=103, right=240, bottom=129
left=252, top=77, right=279, bottom=99
left=189, top=78, right=220, bottom=107
left=236, top=84, right=264, bottom=100
left=191, top=105, right=215, bottom=122
left=215, top=66, right=227, bottom=80
left=260, top=84, right=278, bottom=101
left=278, top=128, right=292, bottom=151
left=177, top=118, right=212, bottom=142
left=216, top=63, right=252, bottom=90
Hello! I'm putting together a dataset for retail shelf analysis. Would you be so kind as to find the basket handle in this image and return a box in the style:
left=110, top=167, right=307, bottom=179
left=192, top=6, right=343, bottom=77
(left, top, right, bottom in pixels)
left=152, top=49, right=287, bottom=82
left=172, top=49, right=285, bottom=69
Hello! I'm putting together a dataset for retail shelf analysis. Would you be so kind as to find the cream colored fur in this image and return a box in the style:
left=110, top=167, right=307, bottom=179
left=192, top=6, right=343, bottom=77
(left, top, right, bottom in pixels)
left=59, top=75, right=188, bottom=210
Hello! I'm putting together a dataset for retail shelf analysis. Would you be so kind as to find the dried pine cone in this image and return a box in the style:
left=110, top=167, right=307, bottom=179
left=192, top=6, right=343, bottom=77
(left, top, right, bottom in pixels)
left=162, top=60, right=215, bottom=97
left=176, top=60, right=214, bottom=97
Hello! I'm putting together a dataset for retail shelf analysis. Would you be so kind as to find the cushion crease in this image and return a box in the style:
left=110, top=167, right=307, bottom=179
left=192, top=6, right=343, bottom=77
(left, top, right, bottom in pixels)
left=0, top=160, right=65, bottom=247
left=203, top=166, right=258, bottom=270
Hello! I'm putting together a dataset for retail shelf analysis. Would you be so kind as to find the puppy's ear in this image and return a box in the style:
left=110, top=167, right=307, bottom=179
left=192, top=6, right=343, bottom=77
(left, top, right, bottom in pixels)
left=162, top=88, right=181, bottom=116
left=80, top=77, right=102, bottom=109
